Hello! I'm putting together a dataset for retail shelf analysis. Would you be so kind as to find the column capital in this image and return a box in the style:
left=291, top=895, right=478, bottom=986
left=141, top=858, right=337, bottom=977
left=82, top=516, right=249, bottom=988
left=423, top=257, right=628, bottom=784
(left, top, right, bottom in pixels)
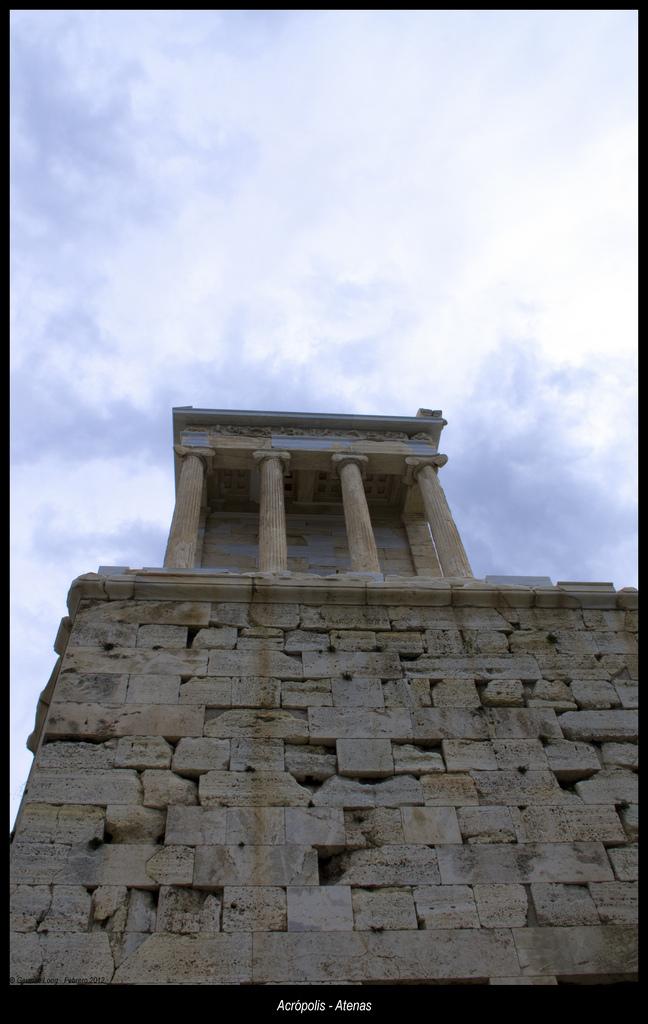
left=252, top=450, right=291, bottom=474
left=403, top=454, right=448, bottom=484
left=173, top=445, right=212, bottom=467
left=331, top=453, right=369, bottom=479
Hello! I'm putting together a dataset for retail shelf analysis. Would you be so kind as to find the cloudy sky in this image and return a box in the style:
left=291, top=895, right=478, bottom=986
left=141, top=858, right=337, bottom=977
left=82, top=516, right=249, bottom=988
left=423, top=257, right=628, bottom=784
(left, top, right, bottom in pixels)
left=10, top=10, right=637, bottom=823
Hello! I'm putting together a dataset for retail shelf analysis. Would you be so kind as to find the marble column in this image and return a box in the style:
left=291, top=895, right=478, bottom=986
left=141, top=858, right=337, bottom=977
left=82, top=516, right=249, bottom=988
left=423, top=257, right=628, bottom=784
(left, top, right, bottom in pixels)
left=332, top=454, right=381, bottom=573
left=164, top=450, right=207, bottom=569
left=253, top=451, right=291, bottom=572
left=405, top=455, right=473, bottom=578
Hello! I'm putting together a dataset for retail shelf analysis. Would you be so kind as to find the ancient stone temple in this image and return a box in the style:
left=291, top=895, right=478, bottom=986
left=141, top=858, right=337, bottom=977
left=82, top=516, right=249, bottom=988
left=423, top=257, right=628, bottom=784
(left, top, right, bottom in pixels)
left=10, top=407, right=638, bottom=986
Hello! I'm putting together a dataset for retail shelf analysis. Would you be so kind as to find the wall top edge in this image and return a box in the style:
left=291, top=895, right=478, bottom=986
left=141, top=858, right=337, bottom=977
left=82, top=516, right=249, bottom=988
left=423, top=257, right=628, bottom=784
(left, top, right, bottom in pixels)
left=67, top=569, right=638, bottom=615
left=172, top=407, right=446, bottom=441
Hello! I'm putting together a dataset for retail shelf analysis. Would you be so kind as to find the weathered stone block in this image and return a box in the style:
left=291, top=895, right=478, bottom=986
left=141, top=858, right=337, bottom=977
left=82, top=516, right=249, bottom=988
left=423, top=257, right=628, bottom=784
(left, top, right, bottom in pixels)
left=91, top=885, right=128, bottom=929
left=192, top=626, right=238, bottom=649
left=331, top=676, right=384, bottom=707
left=69, top=621, right=138, bottom=648
left=559, top=710, right=638, bottom=743
left=542, top=739, right=600, bottom=781
left=172, top=738, right=230, bottom=775
left=401, top=806, right=461, bottom=844
left=45, top=703, right=205, bottom=741
left=142, top=770, right=198, bottom=808
left=413, top=885, right=478, bottom=928
left=136, top=624, right=188, bottom=648
left=424, top=630, right=466, bottom=657
left=382, top=678, right=431, bottom=707
left=614, top=682, right=638, bottom=709
left=412, top=708, right=488, bottom=741
left=442, top=740, right=497, bottom=771
left=430, top=678, right=480, bottom=708
left=115, top=736, right=174, bottom=769
left=207, top=650, right=303, bottom=678
left=303, top=651, right=401, bottom=679
left=281, top=679, right=332, bottom=707
left=55, top=673, right=128, bottom=703
left=211, top=602, right=250, bottom=628
left=38, top=740, right=117, bottom=770
left=36, top=885, right=92, bottom=931
left=530, top=883, right=599, bottom=925
left=194, top=845, right=318, bottom=887
left=285, top=808, right=345, bottom=851
left=457, top=806, right=516, bottom=844
left=480, top=679, right=525, bottom=707
left=373, top=775, right=426, bottom=807
left=486, top=708, right=562, bottom=739
left=376, top=631, right=424, bottom=654
left=352, top=887, right=417, bottom=930
left=284, top=743, right=335, bottom=780
left=230, top=737, right=283, bottom=772
left=608, top=845, right=638, bottom=881
left=392, top=743, right=444, bottom=774
left=601, top=742, right=638, bottom=770
left=570, top=678, right=621, bottom=709
left=178, top=677, right=232, bottom=705
left=145, top=846, right=194, bottom=885
left=16, top=804, right=104, bottom=845
left=78, top=600, right=210, bottom=626
left=157, top=886, right=221, bottom=934
left=226, top=807, right=285, bottom=845
left=164, top=806, right=227, bottom=845
left=284, top=630, right=329, bottom=651
left=588, top=882, right=638, bottom=924
left=437, top=842, right=614, bottom=884
left=222, top=887, right=286, bottom=932
left=287, top=885, right=353, bottom=931
left=126, top=889, right=157, bottom=932
left=474, top=884, right=528, bottom=927
left=126, top=674, right=181, bottom=704
left=10, top=932, right=42, bottom=982
left=326, top=845, right=440, bottom=886
left=470, top=770, right=571, bottom=806
left=231, top=677, right=281, bottom=707
left=250, top=603, right=300, bottom=628
left=308, top=777, right=376, bottom=808
left=301, top=606, right=390, bottom=630
left=309, top=708, right=412, bottom=741
left=38, top=932, right=115, bottom=984
left=527, top=678, right=577, bottom=711
left=513, top=925, right=637, bottom=977
left=512, top=806, right=626, bottom=845
left=199, top=770, right=311, bottom=807
left=422, top=774, right=478, bottom=806
left=343, top=808, right=404, bottom=849
left=204, top=709, right=309, bottom=741
left=106, top=805, right=166, bottom=844
left=62, top=647, right=209, bottom=676
left=25, top=769, right=142, bottom=806
left=407, top=655, right=541, bottom=680
left=574, top=769, right=638, bottom=805
left=10, top=885, right=51, bottom=932
left=112, top=933, right=251, bottom=984
left=337, top=738, right=394, bottom=777
left=329, top=630, right=377, bottom=651
left=491, top=739, right=548, bottom=771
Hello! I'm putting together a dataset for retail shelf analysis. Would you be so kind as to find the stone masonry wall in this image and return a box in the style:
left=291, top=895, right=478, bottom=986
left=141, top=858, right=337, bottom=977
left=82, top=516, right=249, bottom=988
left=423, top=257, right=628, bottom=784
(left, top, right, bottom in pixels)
left=11, top=580, right=638, bottom=985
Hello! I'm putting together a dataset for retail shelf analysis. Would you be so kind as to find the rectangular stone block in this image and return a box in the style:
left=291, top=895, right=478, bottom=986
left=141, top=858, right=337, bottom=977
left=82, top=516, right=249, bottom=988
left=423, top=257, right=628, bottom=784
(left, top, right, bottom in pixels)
left=249, top=603, right=300, bottom=628
left=178, top=677, right=232, bottom=705
left=422, top=774, right=478, bottom=806
left=405, top=655, right=540, bottom=680
left=285, top=808, right=345, bottom=850
left=105, top=805, right=166, bottom=843
left=199, top=770, right=311, bottom=807
left=156, top=886, right=221, bottom=934
left=331, top=676, right=385, bottom=707
left=207, top=650, right=304, bottom=678
left=303, top=651, right=401, bottom=679
left=480, top=679, right=525, bottom=707
left=588, top=882, right=638, bottom=924
left=337, top=738, right=394, bottom=777
left=210, top=602, right=250, bottom=628
left=284, top=630, right=329, bottom=651
left=136, top=624, right=188, bottom=648
left=558, top=710, right=638, bottom=743
left=284, top=743, right=335, bottom=780
left=172, top=738, right=230, bottom=775
left=430, top=677, right=481, bottom=708
left=45, top=703, right=205, bottom=741
left=457, top=807, right=516, bottom=844
left=352, top=887, right=417, bottom=930
left=474, top=884, right=528, bottom=927
left=513, top=925, right=637, bottom=977
left=486, top=708, right=562, bottom=739
left=542, top=739, right=600, bottom=780
left=36, top=932, right=115, bottom=984
left=413, top=885, right=478, bottom=928
left=375, top=631, right=424, bottom=654
left=192, top=626, right=238, bottom=649
left=231, top=677, right=281, bottom=707
left=393, top=743, right=444, bottom=774
left=204, top=709, right=309, bottom=741
left=412, top=708, right=489, bottom=741
left=424, top=631, right=466, bottom=656
left=222, top=886, right=287, bottom=932
left=574, top=769, right=638, bottom=805
left=329, top=630, right=377, bottom=651
left=491, top=739, right=548, bottom=771
left=126, top=674, right=181, bottom=703
left=530, top=883, right=599, bottom=925
left=252, top=929, right=520, bottom=982
left=344, top=807, right=404, bottom=848
left=442, top=740, right=497, bottom=771
left=62, top=647, right=209, bottom=676
left=24, top=769, right=142, bottom=806
left=142, top=770, right=198, bottom=808
left=608, top=845, right=638, bottom=881
left=287, top=885, right=353, bottom=931
left=54, top=673, right=128, bottom=703
left=115, top=736, right=174, bottom=769
left=437, top=843, right=614, bottom=884
left=601, top=743, right=638, bottom=770
left=309, top=708, right=412, bottom=741
left=10, top=884, right=51, bottom=932
left=15, top=804, right=105, bottom=844
left=37, top=740, right=117, bottom=770
left=301, top=606, right=390, bottom=630
left=281, top=679, right=332, bottom=707
left=382, top=678, right=431, bottom=707
left=77, top=600, right=211, bottom=626
left=112, top=932, right=251, bottom=984
left=570, top=678, right=621, bottom=709
left=470, top=770, right=575, bottom=806
left=327, top=844, right=440, bottom=886
left=512, top=806, right=626, bottom=845
left=68, top=621, right=139, bottom=648
left=401, top=806, right=461, bottom=844
left=165, top=806, right=227, bottom=845
left=194, top=844, right=318, bottom=886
